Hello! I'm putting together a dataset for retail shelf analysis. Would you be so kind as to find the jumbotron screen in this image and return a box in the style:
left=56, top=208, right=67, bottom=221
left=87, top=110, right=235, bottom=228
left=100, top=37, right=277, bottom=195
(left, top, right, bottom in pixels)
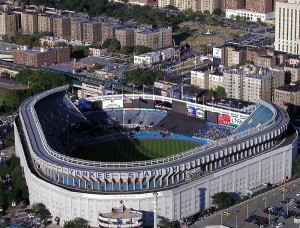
left=205, top=111, right=218, bottom=124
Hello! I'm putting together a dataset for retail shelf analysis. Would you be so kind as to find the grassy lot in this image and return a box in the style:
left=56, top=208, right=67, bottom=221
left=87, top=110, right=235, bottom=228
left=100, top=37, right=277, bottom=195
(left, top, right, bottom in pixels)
left=71, top=139, right=201, bottom=162
left=174, top=22, right=246, bottom=49
left=0, top=87, right=8, bottom=104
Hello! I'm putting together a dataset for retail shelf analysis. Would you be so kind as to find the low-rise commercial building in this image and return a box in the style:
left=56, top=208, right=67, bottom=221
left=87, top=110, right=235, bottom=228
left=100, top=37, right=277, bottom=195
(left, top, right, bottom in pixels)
left=134, top=48, right=176, bottom=66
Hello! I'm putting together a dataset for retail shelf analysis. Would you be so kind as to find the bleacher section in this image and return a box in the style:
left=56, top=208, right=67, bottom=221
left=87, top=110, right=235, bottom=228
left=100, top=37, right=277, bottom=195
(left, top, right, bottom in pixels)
left=234, top=104, right=274, bottom=134
left=155, top=112, right=205, bottom=136
left=194, top=123, right=233, bottom=141
left=34, top=92, right=87, bottom=153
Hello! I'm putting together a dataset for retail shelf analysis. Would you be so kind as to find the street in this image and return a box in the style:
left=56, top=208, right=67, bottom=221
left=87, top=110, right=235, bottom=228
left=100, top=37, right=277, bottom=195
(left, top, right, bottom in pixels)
left=192, top=179, right=300, bottom=228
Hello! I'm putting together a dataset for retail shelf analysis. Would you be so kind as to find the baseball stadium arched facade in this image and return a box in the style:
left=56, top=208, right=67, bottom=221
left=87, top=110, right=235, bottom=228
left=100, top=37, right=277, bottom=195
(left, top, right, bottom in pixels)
left=15, top=86, right=298, bottom=227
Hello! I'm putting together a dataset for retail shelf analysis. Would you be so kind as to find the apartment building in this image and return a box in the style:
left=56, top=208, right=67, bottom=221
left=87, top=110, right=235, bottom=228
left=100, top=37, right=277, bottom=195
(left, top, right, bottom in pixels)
left=83, top=21, right=101, bottom=44
left=53, top=16, right=71, bottom=39
left=275, top=0, right=300, bottom=54
left=223, top=66, right=285, bottom=102
left=246, top=0, right=273, bottom=14
left=21, top=11, right=38, bottom=34
left=158, top=0, right=220, bottom=13
left=13, top=47, right=70, bottom=67
left=191, top=69, right=223, bottom=90
left=0, top=12, right=19, bottom=35
left=38, top=13, right=53, bottom=33
left=158, top=0, right=174, bottom=8
left=115, top=27, right=135, bottom=47
left=284, top=65, right=300, bottom=82
left=70, top=18, right=90, bottom=42
left=274, top=82, right=300, bottom=113
left=135, top=27, right=172, bottom=50
left=257, top=55, right=276, bottom=68
left=225, top=0, right=245, bottom=10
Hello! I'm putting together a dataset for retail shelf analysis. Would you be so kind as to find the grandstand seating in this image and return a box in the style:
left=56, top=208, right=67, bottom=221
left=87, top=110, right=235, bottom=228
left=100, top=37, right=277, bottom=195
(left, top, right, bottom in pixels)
left=155, top=112, right=205, bottom=136
left=195, top=123, right=233, bottom=141
left=35, top=92, right=86, bottom=152
left=104, top=110, right=167, bottom=126
left=234, top=104, right=274, bottom=134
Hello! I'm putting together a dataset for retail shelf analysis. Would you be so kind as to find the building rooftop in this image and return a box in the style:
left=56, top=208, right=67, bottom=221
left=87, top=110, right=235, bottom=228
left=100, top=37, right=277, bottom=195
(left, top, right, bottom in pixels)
left=277, top=83, right=300, bottom=92
left=223, top=67, right=281, bottom=79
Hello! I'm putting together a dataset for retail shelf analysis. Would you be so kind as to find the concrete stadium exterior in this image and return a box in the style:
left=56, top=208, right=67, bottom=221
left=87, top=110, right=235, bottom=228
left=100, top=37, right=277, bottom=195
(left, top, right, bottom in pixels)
left=15, top=86, right=298, bottom=227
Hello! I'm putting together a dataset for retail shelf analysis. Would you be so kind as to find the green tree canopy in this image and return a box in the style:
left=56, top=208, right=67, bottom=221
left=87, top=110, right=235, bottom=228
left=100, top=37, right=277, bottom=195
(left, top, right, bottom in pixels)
left=133, top=45, right=151, bottom=55
left=120, top=46, right=133, bottom=55
left=64, top=217, right=89, bottom=228
left=211, top=192, right=234, bottom=209
left=123, top=69, right=158, bottom=86
left=212, top=8, right=222, bottom=16
left=215, top=86, right=227, bottom=97
left=158, top=218, right=177, bottom=228
left=29, top=203, right=52, bottom=225
left=3, top=131, right=14, bottom=148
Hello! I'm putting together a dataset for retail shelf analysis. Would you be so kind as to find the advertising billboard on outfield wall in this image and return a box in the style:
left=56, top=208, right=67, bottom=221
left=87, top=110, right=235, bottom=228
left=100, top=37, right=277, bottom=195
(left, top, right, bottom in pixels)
left=102, top=99, right=123, bottom=109
left=154, top=100, right=172, bottom=111
left=187, top=107, right=196, bottom=117
left=218, top=114, right=231, bottom=125
left=196, top=109, right=204, bottom=119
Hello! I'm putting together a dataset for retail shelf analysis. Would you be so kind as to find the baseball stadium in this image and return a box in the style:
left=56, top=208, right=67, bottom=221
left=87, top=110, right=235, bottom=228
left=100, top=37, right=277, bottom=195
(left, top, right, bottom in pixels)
left=14, top=86, right=298, bottom=227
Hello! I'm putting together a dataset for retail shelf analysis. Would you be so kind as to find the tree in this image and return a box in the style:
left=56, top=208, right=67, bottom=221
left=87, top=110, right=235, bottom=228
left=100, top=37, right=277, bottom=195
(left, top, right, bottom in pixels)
left=108, top=39, right=121, bottom=53
left=120, top=46, right=132, bottom=55
left=158, top=218, right=177, bottom=228
left=29, top=203, right=52, bottom=226
left=211, top=192, right=234, bottom=209
left=3, top=131, right=14, bottom=148
left=212, top=8, right=222, bottom=16
left=133, top=45, right=151, bottom=55
left=215, top=86, right=227, bottom=97
left=123, top=69, right=158, bottom=86
left=70, top=46, right=89, bottom=59
left=64, top=217, right=89, bottom=228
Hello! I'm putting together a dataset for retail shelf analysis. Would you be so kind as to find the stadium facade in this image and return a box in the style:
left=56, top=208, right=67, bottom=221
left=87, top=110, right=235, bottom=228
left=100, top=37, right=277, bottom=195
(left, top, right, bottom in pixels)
left=15, top=86, right=298, bottom=227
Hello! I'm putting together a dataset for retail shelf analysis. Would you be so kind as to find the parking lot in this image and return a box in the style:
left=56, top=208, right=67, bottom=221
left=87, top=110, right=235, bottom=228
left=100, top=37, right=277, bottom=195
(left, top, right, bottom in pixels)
left=192, top=179, right=300, bottom=228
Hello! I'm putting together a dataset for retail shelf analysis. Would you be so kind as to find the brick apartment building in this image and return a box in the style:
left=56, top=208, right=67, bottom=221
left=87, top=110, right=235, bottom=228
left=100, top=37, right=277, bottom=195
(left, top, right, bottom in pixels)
left=246, top=0, right=273, bottom=13
left=13, top=47, right=70, bottom=67
left=274, top=82, right=300, bottom=113
left=38, top=13, right=53, bottom=33
left=225, top=0, right=245, bottom=10
left=0, top=12, right=19, bottom=35
left=21, top=11, right=38, bottom=34
left=135, top=27, right=172, bottom=50
left=53, top=16, right=71, bottom=39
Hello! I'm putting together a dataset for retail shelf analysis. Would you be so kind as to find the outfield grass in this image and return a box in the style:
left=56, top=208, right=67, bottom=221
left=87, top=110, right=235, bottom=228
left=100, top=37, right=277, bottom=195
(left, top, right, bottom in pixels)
left=71, top=139, right=201, bottom=162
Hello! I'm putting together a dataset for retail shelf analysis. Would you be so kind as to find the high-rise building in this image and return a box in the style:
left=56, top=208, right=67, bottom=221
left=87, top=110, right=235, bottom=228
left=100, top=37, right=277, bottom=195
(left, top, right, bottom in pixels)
left=82, top=21, right=101, bottom=44
left=0, top=12, right=19, bottom=35
left=246, top=0, right=273, bottom=13
left=223, top=66, right=285, bottom=102
left=38, top=14, right=53, bottom=33
left=225, top=0, right=245, bottom=10
left=53, top=16, right=71, bottom=39
left=70, top=18, right=89, bottom=42
left=115, top=27, right=135, bottom=47
left=158, top=0, right=221, bottom=13
left=21, top=12, right=38, bottom=34
left=275, top=0, right=300, bottom=55
left=135, top=27, right=172, bottom=50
